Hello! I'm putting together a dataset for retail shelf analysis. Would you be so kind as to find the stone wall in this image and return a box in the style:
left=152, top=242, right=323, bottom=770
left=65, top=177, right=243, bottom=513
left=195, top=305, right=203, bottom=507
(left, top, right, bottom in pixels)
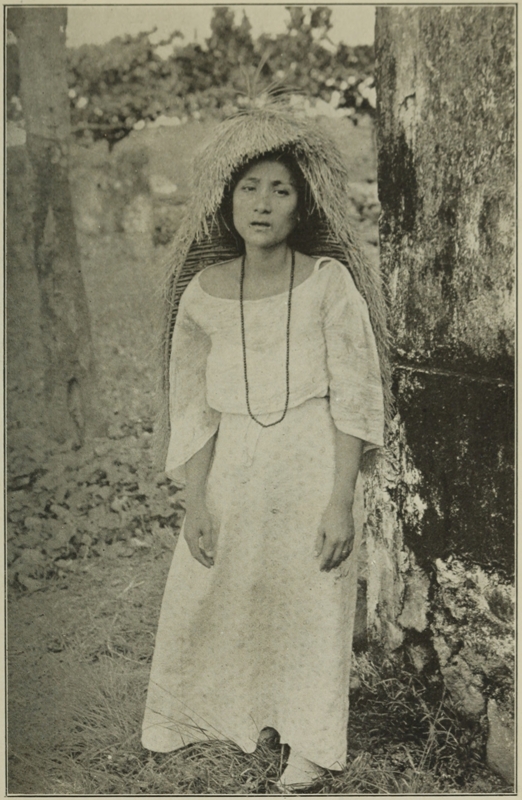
left=369, top=6, right=515, bottom=784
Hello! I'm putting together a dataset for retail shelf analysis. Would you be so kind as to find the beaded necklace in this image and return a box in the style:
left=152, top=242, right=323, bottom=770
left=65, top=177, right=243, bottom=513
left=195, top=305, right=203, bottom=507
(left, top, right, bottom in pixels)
left=239, top=249, right=295, bottom=428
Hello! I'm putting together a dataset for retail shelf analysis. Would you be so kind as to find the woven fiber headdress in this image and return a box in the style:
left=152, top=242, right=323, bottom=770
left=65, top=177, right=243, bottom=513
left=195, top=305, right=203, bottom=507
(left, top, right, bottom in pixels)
left=157, top=104, right=392, bottom=465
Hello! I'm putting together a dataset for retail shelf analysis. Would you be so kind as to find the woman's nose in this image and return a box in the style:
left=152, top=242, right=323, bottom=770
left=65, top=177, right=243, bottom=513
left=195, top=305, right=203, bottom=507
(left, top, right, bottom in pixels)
left=254, top=188, right=271, bottom=212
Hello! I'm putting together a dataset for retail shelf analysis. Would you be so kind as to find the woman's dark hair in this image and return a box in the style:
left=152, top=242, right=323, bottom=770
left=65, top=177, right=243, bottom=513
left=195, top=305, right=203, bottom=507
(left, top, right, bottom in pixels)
left=217, top=147, right=316, bottom=252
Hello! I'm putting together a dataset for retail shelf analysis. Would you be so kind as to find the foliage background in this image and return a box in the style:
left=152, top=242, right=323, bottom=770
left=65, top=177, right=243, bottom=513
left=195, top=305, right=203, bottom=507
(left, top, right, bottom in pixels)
left=8, top=7, right=376, bottom=147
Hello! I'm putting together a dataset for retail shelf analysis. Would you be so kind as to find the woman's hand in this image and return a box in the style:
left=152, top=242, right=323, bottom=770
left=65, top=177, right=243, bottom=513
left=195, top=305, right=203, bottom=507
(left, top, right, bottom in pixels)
left=184, top=501, right=216, bottom=569
left=183, top=435, right=218, bottom=568
left=315, top=498, right=355, bottom=572
left=315, top=430, right=362, bottom=572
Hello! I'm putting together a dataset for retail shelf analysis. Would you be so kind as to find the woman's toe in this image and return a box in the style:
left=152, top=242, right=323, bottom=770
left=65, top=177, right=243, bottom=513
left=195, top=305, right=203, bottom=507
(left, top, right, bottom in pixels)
left=257, top=726, right=281, bottom=749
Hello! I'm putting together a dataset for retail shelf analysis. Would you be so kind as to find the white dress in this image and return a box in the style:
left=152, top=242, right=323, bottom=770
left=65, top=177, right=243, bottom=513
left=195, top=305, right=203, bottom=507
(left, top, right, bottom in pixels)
left=142, top=258, right=384, bottom=769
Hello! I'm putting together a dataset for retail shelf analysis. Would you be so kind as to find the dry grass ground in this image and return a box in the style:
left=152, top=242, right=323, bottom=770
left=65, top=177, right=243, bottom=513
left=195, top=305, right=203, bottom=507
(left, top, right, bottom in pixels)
left=8, top=544, right=507, bottom=794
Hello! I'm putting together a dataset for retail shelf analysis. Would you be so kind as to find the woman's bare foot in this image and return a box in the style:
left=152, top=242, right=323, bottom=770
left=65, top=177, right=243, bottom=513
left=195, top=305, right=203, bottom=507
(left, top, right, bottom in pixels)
left=257, top=726, right=281, bottom=749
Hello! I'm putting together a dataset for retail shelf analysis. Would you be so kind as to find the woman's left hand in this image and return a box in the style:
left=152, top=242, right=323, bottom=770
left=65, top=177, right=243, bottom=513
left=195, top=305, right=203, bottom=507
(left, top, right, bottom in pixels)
left=315, top=499, right=355, bottom=572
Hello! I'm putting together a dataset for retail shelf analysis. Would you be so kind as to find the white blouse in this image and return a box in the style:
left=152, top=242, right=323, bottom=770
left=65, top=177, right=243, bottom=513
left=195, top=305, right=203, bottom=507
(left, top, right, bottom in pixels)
left=165, top=257, right=384, bottom=481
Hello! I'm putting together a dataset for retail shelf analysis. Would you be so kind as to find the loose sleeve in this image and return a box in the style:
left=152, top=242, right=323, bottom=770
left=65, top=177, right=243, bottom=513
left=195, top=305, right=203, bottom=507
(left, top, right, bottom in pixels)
left=165, top=287, right=221, bottom=485
left=323, top=262, right=385, bottom=452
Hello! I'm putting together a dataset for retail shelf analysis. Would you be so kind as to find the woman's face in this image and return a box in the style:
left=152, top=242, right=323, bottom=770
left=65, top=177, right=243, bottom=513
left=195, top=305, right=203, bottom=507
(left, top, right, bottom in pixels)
left=232, top=160, right=299, bottom=249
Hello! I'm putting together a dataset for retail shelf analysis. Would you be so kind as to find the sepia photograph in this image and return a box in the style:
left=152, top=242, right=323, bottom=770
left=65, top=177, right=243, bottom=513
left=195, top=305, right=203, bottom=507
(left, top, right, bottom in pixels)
left=5, top=2, right=515, bottom=795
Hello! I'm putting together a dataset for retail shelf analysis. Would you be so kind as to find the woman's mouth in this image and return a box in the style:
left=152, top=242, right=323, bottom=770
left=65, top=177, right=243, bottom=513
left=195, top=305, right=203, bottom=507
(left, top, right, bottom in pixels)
left=250, top=221, right=271, bottom=229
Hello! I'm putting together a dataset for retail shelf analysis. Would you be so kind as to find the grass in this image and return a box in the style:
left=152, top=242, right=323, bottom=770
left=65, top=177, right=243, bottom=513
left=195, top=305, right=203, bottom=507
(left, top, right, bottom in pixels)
left=11, top=652, right=286, bottom=794
left=9, top=594, right=509, bottom=795
left=344, top=655, right=487, bottom=794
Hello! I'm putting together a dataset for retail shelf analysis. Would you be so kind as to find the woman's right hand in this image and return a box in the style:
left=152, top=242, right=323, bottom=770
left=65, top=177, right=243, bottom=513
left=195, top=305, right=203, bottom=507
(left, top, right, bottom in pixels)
left=183, top=502, right=216, bottom=568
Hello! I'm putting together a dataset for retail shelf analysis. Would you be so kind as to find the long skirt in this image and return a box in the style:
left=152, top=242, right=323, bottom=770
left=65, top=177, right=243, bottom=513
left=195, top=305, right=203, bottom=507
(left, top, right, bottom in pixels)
left=141, top=397, right=363, bottom=769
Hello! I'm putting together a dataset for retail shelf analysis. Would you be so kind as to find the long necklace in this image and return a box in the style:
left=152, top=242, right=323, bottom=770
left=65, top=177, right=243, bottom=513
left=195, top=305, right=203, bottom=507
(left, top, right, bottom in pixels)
left=240, top=249, right=295, bottom=428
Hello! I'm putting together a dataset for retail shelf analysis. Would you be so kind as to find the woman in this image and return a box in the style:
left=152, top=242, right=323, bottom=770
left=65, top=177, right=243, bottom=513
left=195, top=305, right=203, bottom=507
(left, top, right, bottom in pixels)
left=142, top=105, right=390, bottom=788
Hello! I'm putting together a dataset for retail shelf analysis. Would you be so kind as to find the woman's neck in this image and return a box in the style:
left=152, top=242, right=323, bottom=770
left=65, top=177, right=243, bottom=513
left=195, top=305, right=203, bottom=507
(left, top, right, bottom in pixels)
left=243, top=243, right=292, bottom=280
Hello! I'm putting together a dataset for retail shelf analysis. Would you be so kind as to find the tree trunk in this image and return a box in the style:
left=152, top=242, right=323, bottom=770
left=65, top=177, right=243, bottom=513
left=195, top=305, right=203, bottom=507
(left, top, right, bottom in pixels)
left=10, top=8, right=103, bottom=446
left=369, top=6, right=514, bottom=782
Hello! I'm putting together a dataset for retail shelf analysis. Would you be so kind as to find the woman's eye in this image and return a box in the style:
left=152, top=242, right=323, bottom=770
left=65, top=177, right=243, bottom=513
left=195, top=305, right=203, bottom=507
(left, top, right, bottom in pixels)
left=241, top=184, right=255, bottom=192
left=276, top=189, right=290, bottom=196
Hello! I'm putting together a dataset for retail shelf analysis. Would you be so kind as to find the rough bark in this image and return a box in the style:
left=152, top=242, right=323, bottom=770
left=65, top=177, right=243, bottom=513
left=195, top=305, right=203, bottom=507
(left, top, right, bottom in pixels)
left=369, top=7, right=515, bottom=782
left=10, top=8, right=102, bottom=445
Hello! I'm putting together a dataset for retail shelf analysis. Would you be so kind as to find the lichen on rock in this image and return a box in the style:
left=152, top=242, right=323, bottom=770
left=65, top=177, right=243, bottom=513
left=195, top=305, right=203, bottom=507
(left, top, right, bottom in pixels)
left=432, top=557, right=514, bottom=690
left=486, top=698, right=514, bottom=784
